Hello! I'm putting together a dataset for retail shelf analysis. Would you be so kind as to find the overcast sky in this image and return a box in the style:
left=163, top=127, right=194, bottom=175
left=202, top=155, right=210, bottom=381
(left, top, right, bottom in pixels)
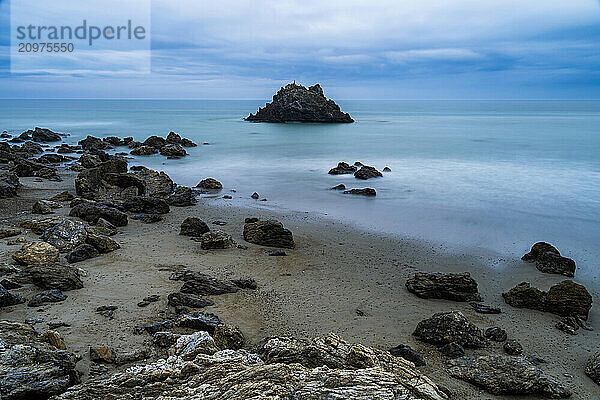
left=1, top=0, right=599, bottom=99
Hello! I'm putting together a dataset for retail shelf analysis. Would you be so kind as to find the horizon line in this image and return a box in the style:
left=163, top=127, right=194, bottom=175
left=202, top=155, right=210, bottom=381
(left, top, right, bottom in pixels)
left=0, top=98, right=599, bottom=101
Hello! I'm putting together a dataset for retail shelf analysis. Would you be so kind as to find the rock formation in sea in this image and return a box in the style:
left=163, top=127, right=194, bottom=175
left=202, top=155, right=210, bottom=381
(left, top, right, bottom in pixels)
left=245, top=82, right=354, bottom=123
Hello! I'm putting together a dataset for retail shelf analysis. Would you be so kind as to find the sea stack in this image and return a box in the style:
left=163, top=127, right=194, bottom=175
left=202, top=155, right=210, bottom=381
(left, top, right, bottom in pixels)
left=245, top=82, right=354, bottom=123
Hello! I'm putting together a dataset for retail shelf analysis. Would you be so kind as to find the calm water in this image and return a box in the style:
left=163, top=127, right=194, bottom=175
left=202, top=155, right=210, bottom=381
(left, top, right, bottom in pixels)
left=1, top=100, right=599, bottom=284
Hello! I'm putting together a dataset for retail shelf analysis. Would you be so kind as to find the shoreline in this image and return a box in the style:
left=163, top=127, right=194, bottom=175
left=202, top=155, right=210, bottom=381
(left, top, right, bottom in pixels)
left=1, top=167, right=598, bottom=399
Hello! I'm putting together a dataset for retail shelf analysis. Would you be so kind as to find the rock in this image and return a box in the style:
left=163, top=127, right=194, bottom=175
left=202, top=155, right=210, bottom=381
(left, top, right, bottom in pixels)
left=522, top=242, right=576, bottom=277
left=70, top=202, right=128, bottom=227
left=37, top=153, right=65, bottom=164
left=127, top=140, right=143, bottom=149
left=1, top=279, right=22, bottom=290
left=243, top=220, right=295, bottom=248
left=153, top=331, right=180, bottom=348
left=90, top=346, right=116, bottom=364
left=180, top=217, right=210, bottom=237
left=200, top=231, right=234, bottom=250
left=439, top=342, right=465, bottom=358
left=196, top=178, right=223, bottom=190
left=19, top=141, right=44, bottom=154
left=389, top=344, right=426, bottom=366
left=167, top=186, right=197, bottom=206
left=130, top=213, right=163, bottom=223
left=130, top=145, right=158, bottom=156
left=26, top=263, right=83, bottom=290
left=86, top=233, right=120, bottom=253
left=35, top=166, right=61, bottom=181
left=137, top=295, right=160, bottom=308
left=231, top=279, right=257, bottom=290
left=502, top=282, right=547, bottom=311
left=0, top=320, right=79, bottom=398
left=469, top=302, right=501, bottom=314
left=79, top=153, right=102, bottom=168
left=132, top=167, right=175, bottom=198
left=12, top=241, right=60, bottom=265
left=143, top=135, right=167, bottom=148
left=102, top=136, right=126, bottom=146
left=96, top=305, right=118, bottom=319
left=331, top=184, right=346, bottom=190
left=246, top=82, right=354, bottom=123
left=93, top=218, right=117, bottom=236
left=0, top=285, right=25, bottom=307
left=40, top=218, right=88, bottom=252
left=123, top=196, right=170, bottom=214
left=244, top=217, right=259, bottom=223
left=503, top=339, right=523, bottom=355
left=28, top=289, right=67, bottom=307
left=0, top=170, right=20, bottom=198
left=40, top=329, right=66, bottom=350
left=413, top=311, right=487, bottom=348
left=22, top=127, right=62, bottom=142
left=0, top=227, right=21, bottom=239
left=267, top=250, right=286, bottom=256
left=328, top=162, right=357, bottom=175
left=32, top=200, right=55, bottom=214
left=177, top=311, right=222, bottom=333
left=344, top=188, right=377, bottom=196
left=50, top=191, right=75, bottom=202
left=160, top=143, right=187, bottom=158
left=57, top=144, right=80, bottom=154
left=172, top=271, right=240, bottom=295
left=167, top=131, right=197, bottom=147
left=173, top=331, right=218, bottom=360
left=79, top=135, right=113, bottom=151
left=19, top=216, right=65, bottom=234
left=484, top=327, right=507, bottom=342
left=383, top=166, right=392, bottom=172
left=406, top=272, right=481, bottom=302
left=354, top=165, right=383, bottom=180
left=555, top=317, right=579, bottom=335
left=251, top=192, right=259, bottom=199
left=168, top=292, right=214, bottom=308
left=75, top=160, right=144, bottom=201
left=66, top=244, right=99, bottom=263
left=213, top=324, right=245, bottom=350
left=585, top=352, right=600, bottom=385
left=133, top=320, right=174, bottom=335
left=446, top=355, right=570, bottom=398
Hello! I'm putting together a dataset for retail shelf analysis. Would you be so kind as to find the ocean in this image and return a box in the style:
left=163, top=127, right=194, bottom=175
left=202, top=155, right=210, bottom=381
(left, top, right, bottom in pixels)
left=2, top=99, right=599, bottom=284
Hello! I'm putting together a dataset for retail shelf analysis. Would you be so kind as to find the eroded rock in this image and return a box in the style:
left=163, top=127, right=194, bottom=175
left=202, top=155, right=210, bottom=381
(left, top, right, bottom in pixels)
left=413, top=311, right=487, bottom=348
left=406, top=272, right=481, bottom=302
left=522, top=242, right=576, bottom=277
left=243, top=220, right=294, bottom=248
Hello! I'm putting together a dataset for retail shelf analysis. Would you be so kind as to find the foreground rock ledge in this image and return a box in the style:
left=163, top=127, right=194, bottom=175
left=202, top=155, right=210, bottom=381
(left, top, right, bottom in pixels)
left=245, top=82, right=354, bottom=123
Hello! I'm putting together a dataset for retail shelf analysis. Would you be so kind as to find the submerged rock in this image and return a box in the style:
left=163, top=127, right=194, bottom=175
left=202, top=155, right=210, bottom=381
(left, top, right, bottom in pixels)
left=522, top=242, right=576, bottom=277
left=406, top=272, right=481, bottom=302
left=344, top=188, right=377, bottom=196
left=330, top=184, right=346, bottom=190
left=130, top=145, right=157, bottom=156
left=446, top=355, right=571, bottom=398
left=328, top=162, right=357, bottom=175
left=413, top=311, right=487, bottom=348
left=246, top=82, right=354, bottom=123
left=243, top=220, right=295, bottom=248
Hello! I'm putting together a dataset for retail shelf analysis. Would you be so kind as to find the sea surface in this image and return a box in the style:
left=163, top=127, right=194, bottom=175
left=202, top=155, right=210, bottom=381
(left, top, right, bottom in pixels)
left=1, top=99, right=599, bottom=284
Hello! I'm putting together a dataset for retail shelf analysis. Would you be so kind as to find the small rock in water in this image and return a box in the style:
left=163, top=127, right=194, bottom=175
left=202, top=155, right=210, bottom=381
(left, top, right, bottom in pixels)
left=503, top=339, right=523, bottom=355
left=389, top=344, right=426, bottom=366
left=251, top=192, right=259, bottom=199
left=522, top=242, right=576, bottom=277
left=330, top=184, right=346, bottom=190
left=470, top=302, right=501, bottom=314
left=354, top=165, right=382, bottom=180
left=343, top=188, right=376, bottom=196
left=383, top=166, right=392, bottom=172
left=196, top=178, right=222, bottom=191
left=267, top=250, right=287, bottom=256
left=328, top=162, right=357, bottom=175
left=222, top=195, right=232, bottom=199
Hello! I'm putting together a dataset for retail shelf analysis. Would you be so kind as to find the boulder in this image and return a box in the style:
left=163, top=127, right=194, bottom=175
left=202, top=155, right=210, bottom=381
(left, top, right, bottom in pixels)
left=79, top=136, right=113, bottom=151
left=86, top=233, right=120, bottom=253
left=172, top=270, right=239, bottom=296
left=406, top=272, right=481, bottom=302
left=66, top=244, right=99, bottom=263
left=26, top=263, right=83, bottom=290
left=79, top=153, right=102, bottom=168
left=40, top=218, right=88, bottom=252
left=389, top=344, right=426, bottom=366
left=37, top=153, right=65, bottom=164
left=172, top=331, right=218, bottom=360
left=446, top=355, right=571, bottom=398
left=196, top=178, right=223, bottom=190
left=90, top=346, right=116, bottom=364
left=213, top=324, right=245, bottom=350
left=344, top=188, right=376, bottom=196
left=93, top=218, right=117, bottom=236
left=245, top=82, right=354, bottom=123
left=130, top=213, right=163, bottom=223
left=143, top=135, right=167, bottom=148
left=470, top=302, right=501, bottom=314
left=20, top=216, right=66, bottom=234
left=122, top=196, right=170, bottom=214
left=153, top=331, right=180, bottom=348
left=328, top=162, right=357, bottom=175
left=19, top=141, right=44, bottom=154
left=484, top=327, right=507, bottom=342
left=49, top=191, right=75, bottom=202
left=331, top=184, right=346, bottom=190
left=12, top=241, right=60, bottom=265
left=0, top=170, right=20, bottom=198
left=167, top=292, right=214, bottom=308
left=28, top=289, right=67, bottom=307
left=167, top=186, right=197, bottom=206
left=439, top=342, right=465, bottom=358
left=40, top=330, right=66, bottom=350
left=75, top=160, right=145, bottom=200
left=22, top=127, right=62, bottom=142
left=0, top=286, right=25, bottom=307
left=180, top=217, right=210, bottom=237
left=134, top=321, right=174, bottom=335
left=32, top=200, right=56, bottom=215
left=70, top=202, right=128, bottom=227
left=503, top=339, right=523, bottom=355
left=35, top=167, right=61, bottom=181
left=354, top=165, right=383, bottom=180
left=585, top=352, right=600, bottom=385
left=243, top=220, right=295, bottom=248
left=502, top=282, right=547, bottom=311
left=176, top=311, right=222, bottom=333
left=200, top=231, right=234, bottom=250
left=231, top=279, right=257, bottom=290
left=160, top=143, right=187, bottom=158
left=132, top=167, right=174, bottom=198
left=522, top=242, right=576, bottom=277
left=413, top=311, right=487, bottom=348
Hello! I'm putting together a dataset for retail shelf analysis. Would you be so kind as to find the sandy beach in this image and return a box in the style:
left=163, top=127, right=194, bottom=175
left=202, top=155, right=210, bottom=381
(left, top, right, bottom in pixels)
left=1, top=166, right=598, bottom=399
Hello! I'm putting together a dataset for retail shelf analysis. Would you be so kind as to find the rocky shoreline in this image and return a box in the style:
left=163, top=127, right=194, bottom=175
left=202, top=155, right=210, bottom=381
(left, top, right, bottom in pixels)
left=0, top=128, right=599, bottom=399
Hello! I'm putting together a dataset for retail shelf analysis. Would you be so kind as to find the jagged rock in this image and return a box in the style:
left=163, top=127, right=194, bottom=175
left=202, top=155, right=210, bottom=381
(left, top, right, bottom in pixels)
left=12, top=241, right=60, bottom=265
left=586, top=352, right=600, bottom=385
left=406, top=272, right=481, bottom=302
left=328, top=162, right=357, bottom=175
left=130, top=213, right=162, bottom=223
left=171, top=271, right=240, bottom=296
left=180, top=217, right=210, bottom=237
left=134, top=320, right=174, bottom=335
left=35, top=166, right=61, bottom=181
left=502, top=282, right=546, bottom=311
left=331, top=184, right=346, bottom=190
left=102, top=137, right=126, bottom=146
left=28, top=289, right=67, bottom=307
left=0, top=320, right=79, bottom=399
left=70, top=202, right=128, bottom=227
left=555, top=317, right=579, bottom=335
left=143, top=135, right=167, bottom=148
left=90, top=346, right=116, bottom=364
left=38, top=153, right=65, bottom=164
left=243, top=220, right=295, bottom=248
left=93, top=218, right=117, bottom=236
left=167, top=186, right=197, bottom=206
left=19, top=216, right=65, bottom=234
left=122, top=196, right=170, bottom=214
left=0, top=279, right=21, bottom=290
left=167, top=292, right=214, bottom=308
left=383, top=166, right=392, bottom=172
left=354, top=165, right=383, bottom=180
left=57, top=144, right=80, bottom=154
left=32, top=199, right=55, bottom=215
left=130, top=145, right=157, bottom=156
left=213, top=325, right=245, bottom=350
left=86, top=233, right=120, bottom=253
left=522, top=242, right=576, bottom=277
left=200, top=231, right=234, bottom=250
left=503, top=339, right=523, bottom=355
left=40, top=218, right=87, bottom=252
left=344, top=188, right=377, bottom=196
left=26, top=263, right=83, bottom=290
left=484, top=327, right=507, bottom=342
left=173, top=331, right=218, bottom=360
left=21, top=127, right=62, bottom=142
left=413, top=311, right=487, bottom=348
left=251, top=192, right=259, bottom=199
left=40, top=330, right=66, bottom=350
left=79, top=136, right=113, bottom=151
left=0, top=227, right=21, bottom=239
left=0, top=285, right=25, bottom=307
left=75, top=159, right=145, bottom=201
left=0, top=170, right=20, bottom=198
left=160, top=143, right=187, bottom=158
left=66, top=244, right=99, bottom=263
left=439, top=342, right=465, bottom=358
left=246, top=82, right=354, bottom=123
left=470, top=302, right=501, bottom=314
left=446, top=355, right=571, bottom=398
left=231, top=279, right=257, bottom=290
left=50, top=191, right=75, bottom=202
left=166, top=131, right=197, bottom=147
left=267, top=249, right=286, bottom=256
left=196, top=178, right=223, bottom=190
left=132, top=166, right=175, bottom=198
left=19, top=141, right=44, bottom=154
left=79, top=153, right=102, bottom=169
left=389, top=344, right=426, bottom=366
left=177, top=311, right=222, bottom=333
left=153, top=331, right=180, bottom=348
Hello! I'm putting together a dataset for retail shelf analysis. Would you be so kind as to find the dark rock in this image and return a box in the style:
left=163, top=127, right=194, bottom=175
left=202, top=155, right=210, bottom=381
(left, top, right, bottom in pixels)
left=160, top=144, right=187, bottom=158
left=406, top=272, right=481, bottom=302
left=246, top=82, right=354, bottom=123
left=143, top=135, right=167, bottom=148
left=130, top=213, right=163, bottom=223
left=19, top=141, right=44, bottom=155
left=166, top=187, right=196, bottom=206
left=75, top=160, right=144, bottom=201
left=331, top=184, right=346, bottom=190
left=70, top=202, right=128, bottom=227
left=26, top=263, right=83, bottom=290
left=137, top=294, right=160, bottom=307
left=35, top=167, right=61, bottom=181
left=40, top=218, right=87, bottom=252
left=130, top=145, right=158, bottom=156
left=251, top=192, right=259, bottom=199
left=79, top=136, right=113, bottom=151
left=328, top=162, right=357, bottom=175
left=38, top=153, right=65, bottom=164
left=389, top=344, right=426, bottom=366
left=95, top=305, right=118, bottom=319
left=522, top=242, right=576, bottom=277
left=128, top=141, right=143, bottom=149
left=555, top=316, right=580, bottom=335
left=484, top=327, right=507, bottom=342
left=132, top=167, right=175, bottom=198
left=0, top=279, right=22, bottom=290
left=585, top=352, right=600, bottom=385
left=177, top=311, right=222, bottom=333
left=213, top=325, right=245, bottom=350
left=167, top=292, right=214, bottom=308
left=245, top=217, right=259, bottom=223
left=354, top=165, right=383, bottom=180
left=503, top=339, right=523, bottom=355
left=180, top=217, right=210, bottom=237
left=0, top=285, right=25, bottom=307
left=22, top=127, right=62, bottom=142
left=212, top=220, right=227, bottom=226
left=50, top=191, right=75, bottom=202
left=123, top=196, right=169, bottom=214
left=200, top=231, right=234, bottom=249
left=344, top=188, right=376, bottom=196
left=79, top=153, right=102, bottom=169
left=86, top=233, right=120, bottom=253
left=196, top=178, right=223, bottom=190
left=93, top=218, right=117, bottom=236
left=172, top=271, right=239, bottom=296
left=20, top=216, right=65, bottom=234
left=66, top=244, right=99, bottom=263
left=470, top=302, right=501, bottom=314
left=231, top=279, right=257, bottom=290
left=33, top=199, right=55, bottom=214
left=57, top=144, right=80, bottom=154
left=439, top=342, right=465, bottom=358
left=502, top=282, right=547, bottom=311
left=243, top=220, right=295, bottom=248
left=133, top=320, right=174, bottom=335
left=47, top=321, right=71, bottom=329
left=383, top=166, right=391, bottom=172
left=267, top=250, right=287, bottom=256
left=446, top=355, right=570, bottom=398
left=0, top=170, right=20, bottom=198
left=153, top=331, right=180, bottom=347
left=222, top=195, right=232, bottom=199
left=0, top=227, right=21, bottom=239
left=166, top=131, right=197, bottom=147
left=28, top=289, right=67, bottom=307
left=413, top=311, right=487, bottom=348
